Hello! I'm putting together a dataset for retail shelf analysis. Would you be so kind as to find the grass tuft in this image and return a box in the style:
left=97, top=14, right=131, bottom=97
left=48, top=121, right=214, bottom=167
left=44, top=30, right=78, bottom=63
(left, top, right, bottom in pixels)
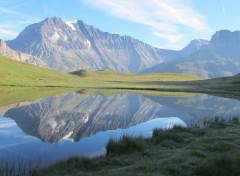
left=0, top=159, right=40, bottom=176
left=195, top=150, right=240, bottom=176
left=106, top=136, right=144, bottom=156
left=151, top=126, right=186, bottom=145
left=211, top=141, right=237, bottom=153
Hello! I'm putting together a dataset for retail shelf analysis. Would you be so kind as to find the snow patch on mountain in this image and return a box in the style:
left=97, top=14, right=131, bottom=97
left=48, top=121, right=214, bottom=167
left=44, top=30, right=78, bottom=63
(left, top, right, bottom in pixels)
left=50, top=32, right=60, bottom=43
left=84, top=39, right=91, bottom=48
left=65, top=20, right=77, bottom=31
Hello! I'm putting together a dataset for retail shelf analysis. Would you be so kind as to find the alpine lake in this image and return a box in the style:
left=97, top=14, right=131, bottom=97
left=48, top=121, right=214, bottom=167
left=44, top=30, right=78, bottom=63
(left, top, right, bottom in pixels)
left=0, top=88, right=240, bottom=166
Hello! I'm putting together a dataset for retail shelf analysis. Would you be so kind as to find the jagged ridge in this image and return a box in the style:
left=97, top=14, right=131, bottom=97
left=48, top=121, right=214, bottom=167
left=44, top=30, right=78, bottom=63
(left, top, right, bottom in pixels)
left=0, top=40, right=46, bottom=67
left=7, top=17, right=202, bottom=73
left=143, top=30, right=240, bottom=78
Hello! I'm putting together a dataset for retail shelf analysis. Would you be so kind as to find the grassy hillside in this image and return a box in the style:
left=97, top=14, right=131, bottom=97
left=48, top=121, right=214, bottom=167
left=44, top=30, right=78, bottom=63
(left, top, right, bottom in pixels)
left=180, top=74, right=240, bottom=98
left=0, top=56, right=239, bottom=98
left=0, top=56, right=201, bottom=89
left=71, top=69, right=201, bottom=82
left=0, top=56, right=83, bottom=87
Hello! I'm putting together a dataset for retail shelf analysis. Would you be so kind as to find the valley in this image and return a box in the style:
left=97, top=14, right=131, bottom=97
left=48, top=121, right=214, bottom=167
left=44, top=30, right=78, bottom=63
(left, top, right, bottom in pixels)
left=0, top=55, right=239, bottom=107
left=0, top=4, right=240, bottom=175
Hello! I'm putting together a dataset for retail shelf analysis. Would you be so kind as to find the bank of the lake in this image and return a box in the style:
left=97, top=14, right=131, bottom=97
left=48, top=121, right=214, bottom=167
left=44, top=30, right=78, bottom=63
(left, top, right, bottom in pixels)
left=29, top=118, right=240, bottom=176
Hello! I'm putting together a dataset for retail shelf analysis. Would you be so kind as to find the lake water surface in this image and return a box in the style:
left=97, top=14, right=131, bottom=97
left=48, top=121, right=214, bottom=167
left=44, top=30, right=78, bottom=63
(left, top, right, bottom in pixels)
left=0, top=91, right=240, bottom=165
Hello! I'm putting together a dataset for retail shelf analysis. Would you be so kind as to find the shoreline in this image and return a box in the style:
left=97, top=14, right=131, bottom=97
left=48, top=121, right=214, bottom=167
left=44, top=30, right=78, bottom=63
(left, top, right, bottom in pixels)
left=15, top=118, right=240, bottom=176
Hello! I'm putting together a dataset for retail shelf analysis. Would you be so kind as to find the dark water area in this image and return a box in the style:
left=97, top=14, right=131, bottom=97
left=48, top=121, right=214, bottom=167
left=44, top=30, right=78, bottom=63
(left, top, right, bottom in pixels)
left=0, top=91, right=240, bottom=165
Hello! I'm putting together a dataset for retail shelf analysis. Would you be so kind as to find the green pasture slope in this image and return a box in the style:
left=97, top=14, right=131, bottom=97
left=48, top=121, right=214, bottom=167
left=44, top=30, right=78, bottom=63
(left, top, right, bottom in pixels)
left=1, top=56, right=239, bottom=103
left=0, top=56, right=201, bottom=89
left=0, top=56, right=202, bottom=107
left=0, top=56, right=83, bottom=87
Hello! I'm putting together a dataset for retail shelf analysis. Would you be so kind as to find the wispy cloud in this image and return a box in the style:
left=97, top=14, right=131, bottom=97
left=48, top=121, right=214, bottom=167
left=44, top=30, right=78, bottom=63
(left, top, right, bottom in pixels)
left=83, top=0, right=209, bottom=44
left=153, top=32, right=183, bottom=43
left=0, top=3, right=39, bottom=40
left=0, top=21, right=20, bottom=39
left=0, top=24, right=19, bottom=38
left=0, top=29, right=18, bottom=38
left=0, top=7, right=38, bottom=22
left=220, top=0, right=227, bottom=20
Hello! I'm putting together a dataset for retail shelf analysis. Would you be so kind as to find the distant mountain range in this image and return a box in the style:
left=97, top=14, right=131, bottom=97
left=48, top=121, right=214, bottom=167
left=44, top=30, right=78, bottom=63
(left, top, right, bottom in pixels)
left=6, top=17, right=204, bottom=73
left=0, top=40, right=46, bottom=67
left=2, top=17, right=239, bottom=77
left=143, top=30, right=240, bottom=78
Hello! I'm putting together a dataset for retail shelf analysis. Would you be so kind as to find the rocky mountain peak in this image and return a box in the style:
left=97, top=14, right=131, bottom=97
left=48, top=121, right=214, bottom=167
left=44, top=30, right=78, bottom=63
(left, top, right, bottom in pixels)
left=188, top=39, right=209, bottom=49
left=210, top=30, right=240, bottom=58
left=180, top=39, right=209, bottom=56
left=7, top=16, right=210, bottom=73
left=45, top=16, right=63, bottom=23
left=7, top=17, right=167, bottom=73
left=210, top=30, right=240, bottom=41
left=143, top=29, right=240, bottom=78
left=210, top=30, right=240, bottom=47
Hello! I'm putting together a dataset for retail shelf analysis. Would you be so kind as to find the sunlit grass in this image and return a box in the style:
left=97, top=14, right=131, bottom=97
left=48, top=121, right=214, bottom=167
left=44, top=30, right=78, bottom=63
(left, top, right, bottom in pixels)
left=0, top=56, right=202, bottom=89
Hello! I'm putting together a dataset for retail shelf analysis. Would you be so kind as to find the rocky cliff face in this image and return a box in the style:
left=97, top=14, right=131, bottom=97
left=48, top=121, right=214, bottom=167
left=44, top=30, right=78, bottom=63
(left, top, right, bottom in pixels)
left=7, top=17, right=162, bottom=73
left=7, top=17, right=201, bottom=73
left=210, top=30, right=240, bottom=58
left=157, top=39, right=209, bottom=62
left=6, top=17, right=238, bottom=77
left=143, top=30, right=240, bottom=78
left=0, top=40, right=46, bottom=67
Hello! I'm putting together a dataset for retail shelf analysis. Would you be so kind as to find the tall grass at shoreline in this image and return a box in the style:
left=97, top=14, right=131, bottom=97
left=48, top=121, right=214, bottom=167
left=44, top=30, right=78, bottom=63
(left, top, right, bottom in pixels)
left=1, top=117, right=238, bottom=176
left=0, top=159, right=41, bottom=176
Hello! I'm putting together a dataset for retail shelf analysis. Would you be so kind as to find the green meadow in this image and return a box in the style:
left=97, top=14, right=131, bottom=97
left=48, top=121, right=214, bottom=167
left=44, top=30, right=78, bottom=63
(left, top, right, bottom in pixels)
left=1, top=56, right=240, bottom=106
left=0, top=56, right=201, bottom=89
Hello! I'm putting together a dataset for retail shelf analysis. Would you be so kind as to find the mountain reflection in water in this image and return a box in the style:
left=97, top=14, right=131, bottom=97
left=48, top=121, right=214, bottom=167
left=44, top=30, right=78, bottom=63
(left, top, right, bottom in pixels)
left=0, top=92, right=240, bottom=164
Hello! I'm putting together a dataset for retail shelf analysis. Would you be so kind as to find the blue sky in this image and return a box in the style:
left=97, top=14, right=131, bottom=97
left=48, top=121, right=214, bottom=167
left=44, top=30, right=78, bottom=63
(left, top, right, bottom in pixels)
left=0, top=0, right=239, bottom=49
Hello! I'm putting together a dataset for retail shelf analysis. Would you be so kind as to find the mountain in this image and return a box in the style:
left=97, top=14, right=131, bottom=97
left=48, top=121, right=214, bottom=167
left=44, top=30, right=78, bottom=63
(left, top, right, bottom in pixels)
left=6, top=17, right=238, bottom=76
left=7, top=17, right=201, bottom=73
left=157, top=39, right=209, bottom=61
left=210, top=30, right=240, bottom=58
left=7, top=17, right=162, bottom=73
left=0, top=40, right=46, bottom=67
left=143, top=30, right=240, bottom=78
